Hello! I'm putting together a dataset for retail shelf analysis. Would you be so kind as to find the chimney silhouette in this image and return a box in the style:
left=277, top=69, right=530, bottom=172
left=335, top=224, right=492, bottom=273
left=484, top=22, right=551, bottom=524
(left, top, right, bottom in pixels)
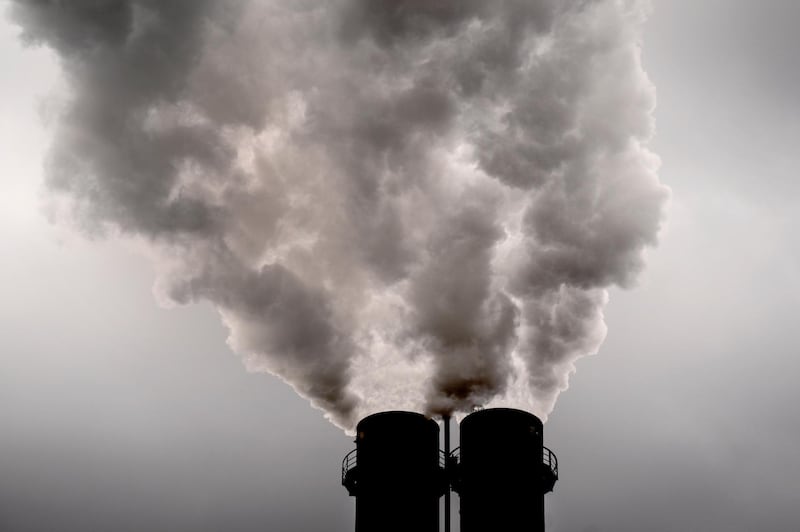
left=342, top=411, right=446, bottom=532
left=453, top=409, right=558, bottom=532
left=342, top=408, right=558, bottom=532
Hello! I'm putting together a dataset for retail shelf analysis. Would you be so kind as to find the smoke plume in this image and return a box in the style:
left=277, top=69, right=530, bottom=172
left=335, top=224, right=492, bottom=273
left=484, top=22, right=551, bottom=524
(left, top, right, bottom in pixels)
left=11, top=0, right=668, bottom=429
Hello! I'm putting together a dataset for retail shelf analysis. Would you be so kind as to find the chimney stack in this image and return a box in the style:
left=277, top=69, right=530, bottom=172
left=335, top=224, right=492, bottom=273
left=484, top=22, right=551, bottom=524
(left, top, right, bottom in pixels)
left=454, top=409, right=558, bottom=532
left=342, top=411, right=446, bottom=532
left=342, top=408, right=557, bottom=532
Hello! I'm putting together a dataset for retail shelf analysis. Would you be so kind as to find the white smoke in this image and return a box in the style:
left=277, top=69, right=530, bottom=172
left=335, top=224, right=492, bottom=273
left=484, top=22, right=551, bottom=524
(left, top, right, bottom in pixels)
left=11, top=0, right=669, bottom=429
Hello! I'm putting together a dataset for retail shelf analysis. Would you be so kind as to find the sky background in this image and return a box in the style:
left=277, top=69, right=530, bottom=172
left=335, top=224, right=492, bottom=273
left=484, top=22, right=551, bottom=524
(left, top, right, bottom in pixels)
left=1, top=1, right=799, bottom=531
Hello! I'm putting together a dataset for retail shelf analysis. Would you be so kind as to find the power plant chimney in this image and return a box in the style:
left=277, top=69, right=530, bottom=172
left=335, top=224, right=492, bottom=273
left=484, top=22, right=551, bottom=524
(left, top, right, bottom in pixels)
left=342, top=408, right=557, bottom=531
left=453, top=409, right=558, bottom=532
left=342, top=411, right=447, bottom=532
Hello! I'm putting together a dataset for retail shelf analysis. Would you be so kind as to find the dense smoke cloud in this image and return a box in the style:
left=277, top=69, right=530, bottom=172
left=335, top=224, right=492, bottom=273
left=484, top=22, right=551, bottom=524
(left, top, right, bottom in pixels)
left=10, top=0, right=668, bottom=429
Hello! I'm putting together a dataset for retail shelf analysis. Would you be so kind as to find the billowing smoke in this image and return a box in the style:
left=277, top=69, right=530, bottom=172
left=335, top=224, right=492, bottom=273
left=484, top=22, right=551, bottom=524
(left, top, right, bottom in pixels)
left=10, top=0, right=668, bottom=429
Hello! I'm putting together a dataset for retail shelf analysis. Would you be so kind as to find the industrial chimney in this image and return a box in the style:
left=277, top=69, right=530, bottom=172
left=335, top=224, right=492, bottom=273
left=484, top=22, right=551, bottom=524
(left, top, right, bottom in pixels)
left=452, top=408, right=558, bottom=532
left=342, top=411, right=447, bottom=532
left=342, top=408, right=557, bottom=532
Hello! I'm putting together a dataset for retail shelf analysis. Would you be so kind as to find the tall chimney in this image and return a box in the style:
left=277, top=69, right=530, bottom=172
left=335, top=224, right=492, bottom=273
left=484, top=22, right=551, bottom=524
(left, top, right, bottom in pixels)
left=454, top=408, right=558, bottom=532
left=342, top=408, right=557, bottom=531
left=342, top=411, right=446, bottom=532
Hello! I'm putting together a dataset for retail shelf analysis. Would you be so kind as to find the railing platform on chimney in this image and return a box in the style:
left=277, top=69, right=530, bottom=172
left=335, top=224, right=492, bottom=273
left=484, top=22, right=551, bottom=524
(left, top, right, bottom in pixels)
left=542, top=445, right=558, bottom=492
left=447, top=445, right=558, bottom=494
left=342, top=448, right=359, bottom=495
left=341, top=447, right=451, bottom=497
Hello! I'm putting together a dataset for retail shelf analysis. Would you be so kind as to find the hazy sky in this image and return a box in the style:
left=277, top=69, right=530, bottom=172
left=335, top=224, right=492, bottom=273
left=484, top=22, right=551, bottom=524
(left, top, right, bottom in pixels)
left=2, top=1, right=799, bottom=531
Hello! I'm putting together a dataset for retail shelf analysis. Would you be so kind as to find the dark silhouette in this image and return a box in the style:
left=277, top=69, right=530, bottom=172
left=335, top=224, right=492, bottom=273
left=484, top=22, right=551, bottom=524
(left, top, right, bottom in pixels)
left=342, top=408, right=557, bottom=531
left=343, top=411, right=446, bottom=532
left=454, top=409, right=558, bottom=532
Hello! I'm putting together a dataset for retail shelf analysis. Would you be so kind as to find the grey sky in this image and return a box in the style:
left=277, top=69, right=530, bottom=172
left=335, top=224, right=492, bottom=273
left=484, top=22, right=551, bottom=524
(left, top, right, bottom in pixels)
left=1, top=1, right=799, bottom=531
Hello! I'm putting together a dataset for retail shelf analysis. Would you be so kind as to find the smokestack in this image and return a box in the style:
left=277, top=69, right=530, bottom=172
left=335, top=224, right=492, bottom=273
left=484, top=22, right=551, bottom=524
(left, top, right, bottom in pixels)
left=342, top=411, right=446, bottom=532
left=343, top=409, right=557, bottom=531
left=454, top=408, right=557, bottom=532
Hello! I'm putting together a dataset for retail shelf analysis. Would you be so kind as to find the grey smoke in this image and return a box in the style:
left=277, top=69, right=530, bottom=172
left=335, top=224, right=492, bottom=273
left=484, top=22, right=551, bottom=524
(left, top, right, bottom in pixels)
left=10, top=0, right=668, bottom=429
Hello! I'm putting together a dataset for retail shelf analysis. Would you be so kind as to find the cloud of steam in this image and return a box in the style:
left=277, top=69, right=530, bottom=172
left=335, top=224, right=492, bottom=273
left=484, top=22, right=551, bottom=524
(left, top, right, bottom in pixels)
left=10, top=0, right=668, bottom=429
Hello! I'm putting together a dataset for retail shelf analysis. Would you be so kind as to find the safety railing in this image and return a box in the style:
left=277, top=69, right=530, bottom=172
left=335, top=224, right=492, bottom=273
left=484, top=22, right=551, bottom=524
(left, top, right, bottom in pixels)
left=342, top=448, right=357, bottom=486
left=448, top=446, right=555, bottom=474
left=543, top=446, right=558, bottom=479
left=343, top=448, right=450, bottom=480
left=343, top=449, right=450, bottom=476
left=450, top=446, right=461, bottom=461
left=342, top=444, right=557, bottom=493
left=448, top=445, right=557, bottom=477
left=342, top=448, right=449, bottom=496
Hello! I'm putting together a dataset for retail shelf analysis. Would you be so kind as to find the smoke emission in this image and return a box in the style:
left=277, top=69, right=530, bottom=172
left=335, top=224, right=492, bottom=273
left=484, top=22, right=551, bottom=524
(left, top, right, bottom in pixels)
left=10, top=0, right=668, bottom=429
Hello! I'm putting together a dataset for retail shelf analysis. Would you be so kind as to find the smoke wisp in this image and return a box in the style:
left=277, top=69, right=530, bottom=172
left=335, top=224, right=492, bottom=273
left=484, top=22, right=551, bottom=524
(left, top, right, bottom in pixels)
left=11, top=0, right=669, bottom=429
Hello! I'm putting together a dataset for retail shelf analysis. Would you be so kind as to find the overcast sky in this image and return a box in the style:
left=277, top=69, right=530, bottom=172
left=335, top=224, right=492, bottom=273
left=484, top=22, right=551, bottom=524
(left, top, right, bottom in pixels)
left=1, top=1, right=799, bottom=531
